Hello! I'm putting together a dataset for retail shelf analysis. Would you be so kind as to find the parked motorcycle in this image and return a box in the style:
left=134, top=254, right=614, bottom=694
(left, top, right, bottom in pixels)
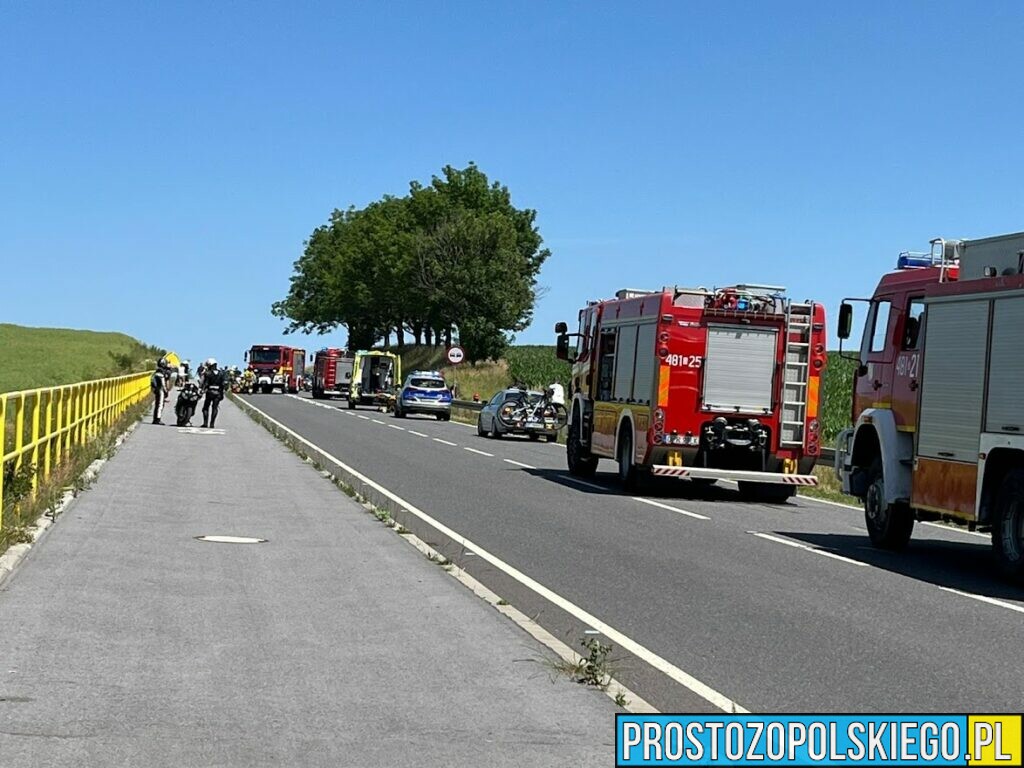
left=175, top=380, right=202, bottom=427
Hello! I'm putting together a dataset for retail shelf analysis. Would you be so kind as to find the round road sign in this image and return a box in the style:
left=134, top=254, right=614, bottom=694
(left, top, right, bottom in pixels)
left=446, top=345, right=465, bottom=365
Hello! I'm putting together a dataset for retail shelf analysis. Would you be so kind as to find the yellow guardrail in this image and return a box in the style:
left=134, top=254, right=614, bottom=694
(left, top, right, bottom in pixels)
left=0, top=372, right=152, bottom=530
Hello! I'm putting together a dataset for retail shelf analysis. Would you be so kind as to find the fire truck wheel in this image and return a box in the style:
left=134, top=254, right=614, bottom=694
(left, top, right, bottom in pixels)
left=617, top=432, right=638, bottom=490
left=993, top=469, right=1024, bottom=582
left=864, top=464, right=914, bottom=550
left=567, top=423, right=597, bottom=478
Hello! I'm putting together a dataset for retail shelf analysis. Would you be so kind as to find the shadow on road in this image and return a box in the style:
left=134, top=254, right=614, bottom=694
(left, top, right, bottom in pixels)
left=782, top=530, right=1023, bottom=602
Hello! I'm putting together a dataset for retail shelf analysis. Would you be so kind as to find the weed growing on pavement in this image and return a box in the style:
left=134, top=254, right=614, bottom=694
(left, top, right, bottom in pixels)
left=395, top=525, right=410, bottom=535
left=496, top=598, right=509, bottom=606
left=614, top=691, right=629, bottom=708
left=537, top=636, right=622, bottom=691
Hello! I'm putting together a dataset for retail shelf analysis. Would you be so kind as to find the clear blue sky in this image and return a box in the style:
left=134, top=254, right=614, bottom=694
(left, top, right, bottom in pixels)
left=3, top=1, right=1022, bottom=366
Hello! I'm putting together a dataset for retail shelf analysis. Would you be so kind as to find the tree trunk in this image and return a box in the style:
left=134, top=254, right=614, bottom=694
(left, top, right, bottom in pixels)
left=396, top=325, right=406, bottom=347
left=444, top=327, right=453, bottom=347
left=412, top=323, right=422, bottom=346
left=424, top=326, right=433, bottom=346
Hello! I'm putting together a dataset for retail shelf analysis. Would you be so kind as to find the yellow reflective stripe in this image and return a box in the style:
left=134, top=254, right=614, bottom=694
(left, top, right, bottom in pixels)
left=658, top=365, right=670, bottom=408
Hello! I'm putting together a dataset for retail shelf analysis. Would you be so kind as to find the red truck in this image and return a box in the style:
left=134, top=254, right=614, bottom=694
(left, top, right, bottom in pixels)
left=311, top=348, right=354, bottom=400
left=244, top=345, right=305, bottom=394
left=836, top=232, right=1024, bottom=579
left=555, top=285, right=827, bottom=500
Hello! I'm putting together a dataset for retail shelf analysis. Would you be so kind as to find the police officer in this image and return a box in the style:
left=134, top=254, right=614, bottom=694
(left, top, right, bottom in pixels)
left=200, top=357, right=226, bottom=428
left=151, top=357, right=173, bottom=425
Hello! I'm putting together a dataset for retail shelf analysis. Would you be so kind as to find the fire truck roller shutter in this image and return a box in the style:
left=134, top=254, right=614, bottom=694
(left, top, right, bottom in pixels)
left=632, top=323, right=657, bottom=404
left=916, top=298, right=988, bottom=462
left=702, top=326, right=777, bottom=413
left=985, top=295, right=1024, bottom=434
left=613, top=326, right=638, bottom=401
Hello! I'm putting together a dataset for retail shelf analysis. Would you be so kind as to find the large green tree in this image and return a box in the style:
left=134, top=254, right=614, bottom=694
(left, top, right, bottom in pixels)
left=272, top=163, right=549, bottom=360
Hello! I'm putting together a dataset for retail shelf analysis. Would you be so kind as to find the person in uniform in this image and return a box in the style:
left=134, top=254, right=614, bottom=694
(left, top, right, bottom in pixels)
left=200, top=358, right=226, bottom=428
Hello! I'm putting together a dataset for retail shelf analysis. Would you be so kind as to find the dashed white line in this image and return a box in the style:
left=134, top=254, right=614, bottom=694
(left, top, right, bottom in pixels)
left=633, top=497, right=709, bottom=521
left=749, top=532, right=868, bottom=567
left=236, top=395, right=748, bottom=713
left=357, top=415, right=370, bottom=421
left=433, top=438, right=457, bottom=446
left=561, top=477, right=607, bottom=492
left=939, top=587, right=1024, bottom=615
left=464, top=447, right=494, bottom=457
left=503, top=459, right=536, bottom=469
left=388, top=424, right=405, bottom=431
left=372, top=419, right=385, bottom=425
left=408, top=430, right=429, bottom=438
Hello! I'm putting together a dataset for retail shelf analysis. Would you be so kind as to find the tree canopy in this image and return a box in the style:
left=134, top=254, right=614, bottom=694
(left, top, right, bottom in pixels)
left=272, top=164, right=550, bottom=361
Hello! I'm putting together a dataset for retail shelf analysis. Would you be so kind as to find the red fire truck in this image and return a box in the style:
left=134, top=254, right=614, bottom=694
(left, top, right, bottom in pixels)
left=311, top=347, right=354, bottom=400
left=244, top=344, right=305, bottom=394
left=555, top=285, right=827, bottom=501
left=836, top=231, right=1024, bottom=579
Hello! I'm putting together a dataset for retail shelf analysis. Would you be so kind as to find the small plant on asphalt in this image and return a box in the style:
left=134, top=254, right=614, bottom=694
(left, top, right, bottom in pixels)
left=394, top=525, right=410, bottom=535
left=614, top=691, right=629, bottom=708
left=373, top=508, right=391, bottom=524
left=577, top=637, right=615, bottom=688
left=496, top=598, right=509, bottom=606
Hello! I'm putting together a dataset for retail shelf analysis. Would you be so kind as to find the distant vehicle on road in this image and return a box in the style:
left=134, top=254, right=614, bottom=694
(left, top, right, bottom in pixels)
left=394, top=371, right=452, bottom=420
left=244, top=345, right=305, bottom=394
left=478, top=388, right=560, bottom=441
left=311, top=347, right=354, bottom=400
left=348, top=350, right=401, bottom=409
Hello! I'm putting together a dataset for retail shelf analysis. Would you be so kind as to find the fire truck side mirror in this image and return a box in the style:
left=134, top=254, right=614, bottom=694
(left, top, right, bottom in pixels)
left=243, top=351, right=249, bottom=361
left=554, top=322, right=568, bottom=334
left=555, top=333, right=572, bottom=361
left=838, top=303, right=853, bottom=340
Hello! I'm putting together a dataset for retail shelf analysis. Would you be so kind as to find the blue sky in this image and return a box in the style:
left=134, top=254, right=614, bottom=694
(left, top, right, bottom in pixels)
left=2, top=1, right=1022, bottom=366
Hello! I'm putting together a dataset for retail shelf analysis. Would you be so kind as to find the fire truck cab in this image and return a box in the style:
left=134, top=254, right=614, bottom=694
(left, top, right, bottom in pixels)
left=311, top=348, right=354, bottom=400
left=836, top=232, right=1024, bottom=580
left=556, top=285, right=827, bottom=501
left=244, top=345, right=305, bottom=394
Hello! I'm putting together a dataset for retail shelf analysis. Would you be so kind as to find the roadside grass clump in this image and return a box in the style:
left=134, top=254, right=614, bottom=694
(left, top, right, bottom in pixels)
left=821, top=352, right=857, bottom=445
left=540, top=636, right=621, bottom=691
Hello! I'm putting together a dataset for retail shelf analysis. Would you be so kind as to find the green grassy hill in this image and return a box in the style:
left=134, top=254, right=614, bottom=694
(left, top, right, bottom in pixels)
left=0, top=324, right=163, bottom=393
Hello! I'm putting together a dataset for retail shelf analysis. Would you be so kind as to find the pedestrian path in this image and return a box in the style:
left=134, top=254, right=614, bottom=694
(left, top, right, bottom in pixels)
left=0, top=399, right=615, bottom=767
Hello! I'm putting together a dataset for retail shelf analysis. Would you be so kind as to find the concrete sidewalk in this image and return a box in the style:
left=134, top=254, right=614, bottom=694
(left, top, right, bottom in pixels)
left=0, top=399, right=615, bottom=767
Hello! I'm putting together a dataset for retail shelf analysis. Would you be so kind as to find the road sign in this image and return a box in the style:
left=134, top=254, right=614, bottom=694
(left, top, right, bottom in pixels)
left=446, top=345, right=465, bottom=365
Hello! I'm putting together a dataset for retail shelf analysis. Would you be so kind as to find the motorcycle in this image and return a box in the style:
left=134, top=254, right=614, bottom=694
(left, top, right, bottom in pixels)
left=175, top=381, right=202, bottom=427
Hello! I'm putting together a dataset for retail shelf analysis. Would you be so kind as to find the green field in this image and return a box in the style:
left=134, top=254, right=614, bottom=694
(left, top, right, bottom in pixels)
left=0, top=324, right=163, bottom=393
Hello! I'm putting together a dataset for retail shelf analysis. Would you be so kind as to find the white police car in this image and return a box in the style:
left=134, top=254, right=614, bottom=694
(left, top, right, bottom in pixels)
left=394, top=371, right=453, bottom=420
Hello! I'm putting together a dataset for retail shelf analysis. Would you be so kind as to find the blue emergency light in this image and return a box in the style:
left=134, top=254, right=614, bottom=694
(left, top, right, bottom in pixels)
left=897, top=252, right=937, bottom=269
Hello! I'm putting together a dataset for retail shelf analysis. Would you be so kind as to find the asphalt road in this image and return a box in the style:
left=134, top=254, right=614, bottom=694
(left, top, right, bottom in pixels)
left=239, top=392, right=1024, bottom=714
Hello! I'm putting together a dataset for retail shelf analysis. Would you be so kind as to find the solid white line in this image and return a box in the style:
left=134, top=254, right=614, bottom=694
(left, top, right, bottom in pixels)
left=939, top=587, right=1024, bottom=615
left=503, top=459, right=536, bottom=469
left=433, top=438, right=457, bottom=446
left=388, top=424, right=405, bottom=431
left=464, top=447, right=494, bottom=457
left=561, top=477, right=608, bottom=492
left=408, top=430, right=429, bottom=438
left=749, top=532, right=868, bottom=567
left=633, top=497, right=710, bottom=521
left=922, top=521, right=989, bottom=540
left=237, top=396, right=747, bottom=713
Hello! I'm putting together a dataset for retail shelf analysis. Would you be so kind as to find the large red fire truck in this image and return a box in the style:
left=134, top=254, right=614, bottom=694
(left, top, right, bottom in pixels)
left=555, top=285, right=827, bottom=501
left=836, top=231, right=1024, bottom=579
left=244, top=344, right=305, bottom=394
left=311, top=348, right=354, bottom=400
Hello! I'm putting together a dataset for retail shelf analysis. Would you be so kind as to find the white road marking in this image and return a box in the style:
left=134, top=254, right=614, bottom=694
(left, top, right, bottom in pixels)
left=561, top=477, right=607, bottom=492
left=387, top=424, right=405, bottom=431
left=464, top=447, right=494, bottom=457
left=236, top=396, right=747, bottom=714
left=503, top=459, right=536, bottom=469
left=922, top=521, right=990, bottom=540
left=357, top=415, right=370, bottom=421
left=939, top=587, right=1024, bottom=615
left=372, top=419, right=385, bottom=425
left=433, top=438, right=457, bottom=446
left=408, top=430, right=429, bottom=438
left=749, top=532, right=868, bottom=567
left=633, top=497, right=710, bottom=521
